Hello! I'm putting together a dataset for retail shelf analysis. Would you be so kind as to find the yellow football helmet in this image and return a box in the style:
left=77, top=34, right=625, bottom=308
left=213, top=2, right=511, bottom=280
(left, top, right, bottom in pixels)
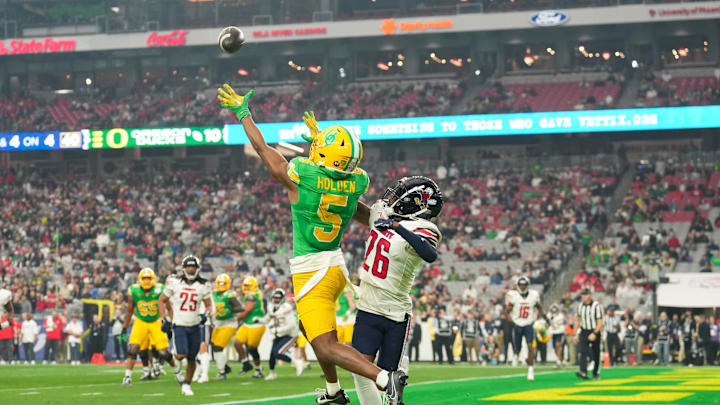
left=138, top=268, right=156, bottom=290
left=215, top=273, right=231, bottom=292
left=242, top=276, right=259, bottom=294
left=309, top=125, right=363, bottom=175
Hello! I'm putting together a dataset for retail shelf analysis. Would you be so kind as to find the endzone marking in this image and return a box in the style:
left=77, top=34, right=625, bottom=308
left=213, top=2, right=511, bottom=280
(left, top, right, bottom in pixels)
left=198, top=370, right=569, bottom=405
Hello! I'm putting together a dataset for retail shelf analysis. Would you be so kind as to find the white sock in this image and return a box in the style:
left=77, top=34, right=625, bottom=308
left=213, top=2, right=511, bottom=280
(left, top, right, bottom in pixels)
left=375, top=370, right=389, bottom=389
left=529, top=366, right=534, bottom=373
left=353, top=373, right=382, bottom=405
left=240, top=356, right=249, bottom=363
left=215, top=352, right=227, bottom=374
left=200, top=353, right=210, bottom=378
left=143, top=366, right=150, bottom=374
left=124, top=369, right=132, bottom=377
left=326, top=381, right=341, bottom=396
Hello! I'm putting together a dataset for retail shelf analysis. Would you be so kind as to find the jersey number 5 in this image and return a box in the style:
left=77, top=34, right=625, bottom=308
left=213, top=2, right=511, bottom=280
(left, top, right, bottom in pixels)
left=519, top=304, right=530, bottom=319
left=179, top=292, right=198, bottom=312
left=362, top=230, right=390, bottom=279
left=314, top=194, right=349, bottom=243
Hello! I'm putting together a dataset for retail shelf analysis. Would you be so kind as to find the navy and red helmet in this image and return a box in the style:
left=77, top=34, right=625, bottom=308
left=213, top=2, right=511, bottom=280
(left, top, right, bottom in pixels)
left=382, top=176, right=443, bottom=220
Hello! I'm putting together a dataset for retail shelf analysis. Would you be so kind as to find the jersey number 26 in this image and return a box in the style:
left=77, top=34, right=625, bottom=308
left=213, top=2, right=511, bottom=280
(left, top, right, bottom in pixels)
left=362, top=230, right=390, bottom=279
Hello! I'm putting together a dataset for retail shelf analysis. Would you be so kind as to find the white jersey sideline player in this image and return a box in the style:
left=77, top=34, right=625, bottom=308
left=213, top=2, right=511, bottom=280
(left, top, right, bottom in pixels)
left=0, top=288, right=13, bottom=330
left=505, top=276, right=545, bottom=381
left=352, top=176, right=443, bottom=405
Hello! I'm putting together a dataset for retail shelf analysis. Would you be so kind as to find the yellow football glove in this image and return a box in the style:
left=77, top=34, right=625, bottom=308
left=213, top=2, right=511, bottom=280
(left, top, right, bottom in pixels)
left=217, top=84, right=254, bottom=121
left=301, top=111, right=321, bottom=143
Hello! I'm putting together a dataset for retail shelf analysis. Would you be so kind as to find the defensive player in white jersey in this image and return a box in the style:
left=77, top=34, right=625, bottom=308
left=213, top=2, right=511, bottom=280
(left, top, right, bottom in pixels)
left=0, top=288, right=13, bottom=330
left=352, top=176, right=443, bottom=405
left=505, top=276, right=545, bottom=381
left=547, top=303, right=566, bottom=368
left=259, top=288, right=298, bottom=381
left=159, top=255, right=213, bottom=396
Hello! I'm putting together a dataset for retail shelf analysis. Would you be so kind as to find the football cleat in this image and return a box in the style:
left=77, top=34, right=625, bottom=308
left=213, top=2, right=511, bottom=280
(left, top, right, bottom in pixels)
left=224, top=364, right=232, bottom=374
left=385, top=370, right=408, bottom=405
left=238, top=361, right=253, bottom=376
left=315, top=389, right=350, bottom=404
left=197, top=375, right=209, bottom=384
left=575, top=371, right=589, bottom=380
left=181, top=382, right=194, bottom=396
left=174, top=371, right=185, bottom=384
left=252, top=367, right=265, bottom=379
left=121, top=376, right=132, bottom=387
left=215, top=372, right=227, bottom=381
left=264, top=371, right=277, bottom=381
left=140, top=371, right=154, bottom=380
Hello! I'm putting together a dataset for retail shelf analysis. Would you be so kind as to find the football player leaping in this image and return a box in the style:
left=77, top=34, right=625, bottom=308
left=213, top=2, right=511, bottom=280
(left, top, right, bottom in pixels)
left=211, top=273, right=243, bottom=380
left=505, top=276, right=546, bottom=381
left=122, top=268, right=182, bottom=386
left=352, top=176, right=443, bottom=405
left=218, top=85, right=407, bottom=405
left=159, top=255, right=213, bottom=396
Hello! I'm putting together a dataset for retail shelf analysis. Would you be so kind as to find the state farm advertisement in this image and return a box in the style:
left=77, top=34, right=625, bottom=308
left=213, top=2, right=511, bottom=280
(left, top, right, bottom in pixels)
left=0, top=37, right=76, bottom=55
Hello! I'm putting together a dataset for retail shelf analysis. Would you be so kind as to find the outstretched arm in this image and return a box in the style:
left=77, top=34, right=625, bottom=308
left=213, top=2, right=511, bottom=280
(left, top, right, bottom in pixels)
left=375, top=219, right=438, bottom=262
left=218, top=85, right=298, bottom=202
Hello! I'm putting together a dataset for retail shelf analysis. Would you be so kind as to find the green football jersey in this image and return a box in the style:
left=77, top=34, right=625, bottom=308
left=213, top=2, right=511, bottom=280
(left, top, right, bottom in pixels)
left=286, top=157, right=370, bottom=257
left=129, top=283, right=164, bottom=323
left=336, top=289, right=350, bottom=317
left=242, top=291, right=265, bottom=326
left=213, top=290, right=238, bottom=321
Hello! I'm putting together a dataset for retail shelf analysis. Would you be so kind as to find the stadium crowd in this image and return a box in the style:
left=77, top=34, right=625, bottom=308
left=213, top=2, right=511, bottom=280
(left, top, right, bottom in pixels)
left=0, top=152, right=719, bottom=367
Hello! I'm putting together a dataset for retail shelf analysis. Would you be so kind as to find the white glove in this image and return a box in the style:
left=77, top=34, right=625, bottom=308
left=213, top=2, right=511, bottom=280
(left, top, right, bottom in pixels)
left=0, top=320, right=9, bottom=330
left=369, top=200, right=393, bottom=227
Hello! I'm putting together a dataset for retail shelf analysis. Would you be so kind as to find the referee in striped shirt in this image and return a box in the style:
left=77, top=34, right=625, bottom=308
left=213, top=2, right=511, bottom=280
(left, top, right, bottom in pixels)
left=573, top=289, right=604, bottom=380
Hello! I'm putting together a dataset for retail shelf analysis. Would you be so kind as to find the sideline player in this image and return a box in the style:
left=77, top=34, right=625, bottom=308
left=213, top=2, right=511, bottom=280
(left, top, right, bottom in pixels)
left=260, top=288, right=297, bottom=380
left=335, top=286, right=356, bottom=346
left=122, top=268, right=182, bottom=386
left=352, top=176, right=443, bottom=405
left=159, top=255, right=213, bottom=396
left=218, top=85, right=407, bottom=405
left=548, top=303, right=566, bottom=368
left=0, top=287, right=13, bottom=331
left=235, top=276, right=266, bottom=378
left=211, top=273, right=243, bottom=380
left=505, top=276, right=545, bottom=381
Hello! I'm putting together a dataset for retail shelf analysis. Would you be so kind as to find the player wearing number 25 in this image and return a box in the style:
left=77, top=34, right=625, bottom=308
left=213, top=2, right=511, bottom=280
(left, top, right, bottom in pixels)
left=159, top=255, right=213, bottom=396
left=218, top=84, right=408, bottom=405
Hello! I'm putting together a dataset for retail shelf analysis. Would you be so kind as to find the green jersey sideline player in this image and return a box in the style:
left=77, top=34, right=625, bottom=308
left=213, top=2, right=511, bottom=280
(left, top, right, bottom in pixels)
left=218, top=84, right=406, bottom=405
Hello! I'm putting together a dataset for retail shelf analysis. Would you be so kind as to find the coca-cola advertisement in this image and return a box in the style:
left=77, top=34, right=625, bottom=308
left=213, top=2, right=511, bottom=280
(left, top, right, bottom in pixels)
left=146, top=30, right=188, bottom=47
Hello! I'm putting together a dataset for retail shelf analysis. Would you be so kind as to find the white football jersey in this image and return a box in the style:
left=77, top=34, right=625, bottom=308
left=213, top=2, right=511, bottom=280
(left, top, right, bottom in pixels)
left=163, top=276, right=211, bottom=327
left=357, top=218, right=441, bottom=322
left=506, top=289, right=541, bottom=327
left=264, top=302, right=297, bottom=338
left=548, top=312, right=565, bottom=335
left=0, top=289, right=12, bottom=311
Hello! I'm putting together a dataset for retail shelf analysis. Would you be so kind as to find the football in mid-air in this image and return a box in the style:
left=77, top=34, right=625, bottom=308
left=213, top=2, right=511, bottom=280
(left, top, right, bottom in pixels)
left=218, top=26, right=245, bottom=54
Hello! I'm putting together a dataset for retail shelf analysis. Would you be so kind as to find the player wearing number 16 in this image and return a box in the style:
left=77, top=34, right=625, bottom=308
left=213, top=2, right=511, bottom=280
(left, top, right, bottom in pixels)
left=505, top=275, right=546, bottom=381
left=121, top=268, right=182, bottom=387
left=218, top=84, right=407, bottom=405
left=158, top=255, right=213, bottom=396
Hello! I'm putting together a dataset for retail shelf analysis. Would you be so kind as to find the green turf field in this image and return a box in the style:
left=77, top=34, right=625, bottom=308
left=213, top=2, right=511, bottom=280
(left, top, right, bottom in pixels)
left=1, top=363, right=719, bottom=405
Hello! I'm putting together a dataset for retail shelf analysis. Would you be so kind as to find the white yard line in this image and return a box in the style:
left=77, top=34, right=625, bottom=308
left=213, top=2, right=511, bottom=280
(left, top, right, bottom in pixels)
left=0, top=380, right=163, bottom=393
left=143, top=393, right=167, bottom=397
left=198, top=370, right=569, bottom=405
left=212, top=393, right=232, bottom=397
left=19, top=392, right=39, bottom=395
left=79, top=392, right=102, bottom=396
